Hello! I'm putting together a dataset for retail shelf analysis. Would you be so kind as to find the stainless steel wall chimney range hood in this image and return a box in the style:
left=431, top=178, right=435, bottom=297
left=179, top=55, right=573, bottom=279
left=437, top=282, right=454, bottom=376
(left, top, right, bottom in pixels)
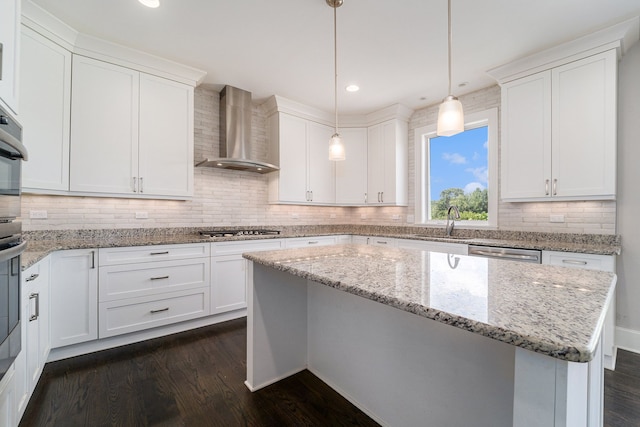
left=196, top=85, right=278, bottom=174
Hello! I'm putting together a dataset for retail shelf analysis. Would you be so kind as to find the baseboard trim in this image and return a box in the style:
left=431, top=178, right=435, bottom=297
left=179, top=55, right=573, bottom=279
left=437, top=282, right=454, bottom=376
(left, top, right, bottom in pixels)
left=615, top=326, right=640, bottom=355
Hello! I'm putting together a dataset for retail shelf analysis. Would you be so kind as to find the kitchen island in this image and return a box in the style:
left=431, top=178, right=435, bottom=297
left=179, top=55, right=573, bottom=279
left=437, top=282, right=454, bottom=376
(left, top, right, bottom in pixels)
left=244, top=244, right=616, bottom=427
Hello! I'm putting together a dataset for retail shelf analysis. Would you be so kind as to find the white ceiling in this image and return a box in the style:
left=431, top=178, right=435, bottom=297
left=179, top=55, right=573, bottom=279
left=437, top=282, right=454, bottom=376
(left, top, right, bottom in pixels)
left=29, top=0, right=640, bottom=115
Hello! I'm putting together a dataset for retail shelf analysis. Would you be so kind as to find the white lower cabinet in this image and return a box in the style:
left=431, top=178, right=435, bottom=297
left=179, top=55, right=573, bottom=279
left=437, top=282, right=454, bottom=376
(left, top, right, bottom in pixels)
left=15, top=258, right=50, bottom=422
left=0, top=367, right=15, bottom=427
left=50, top=249, right=98, bottom=348
left=542, top=250, right=617, bottom=370
left=211, top=239, right=283, bottom=314
left=98, top=244, right=210, bottom=338
left=395, top=239, right=469, bottom=255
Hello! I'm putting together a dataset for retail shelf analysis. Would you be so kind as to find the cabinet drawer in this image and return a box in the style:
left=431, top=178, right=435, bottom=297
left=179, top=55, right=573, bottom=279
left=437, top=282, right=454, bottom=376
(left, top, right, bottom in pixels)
left=284, top=236, right=337, bottom=248
left=369, top=237, right=396, bottom=247
left=99, top=259, right=209, bottom=302
left=542, top=251, right=615, bottom=272
left=99, top=243, right=209, bottom=266
left=98, top=288, right=210, bottom=338
left=212, top=239, right=282, bottom=256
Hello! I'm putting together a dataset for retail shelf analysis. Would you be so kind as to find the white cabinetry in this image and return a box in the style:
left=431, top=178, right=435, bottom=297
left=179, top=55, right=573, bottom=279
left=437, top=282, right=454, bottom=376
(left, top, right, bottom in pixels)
left=98, top=244, right=210, bottom=338
left=15, top=257, right=50, bottom=421
left=542, top=250, right=617, bottom=370
left=20, top=26, right=72, bottom=192
left=70, top=55, right=194, bottom=198
left=368, top=237, right=396, bottom=247
left=335, top=128, right=367, bottom=205
left=367, top=119, right=408, bottom=205
left=501, top=50, right=617, bottom=201
left=50, top=249, right=98, bottom=348
left=284, top=236, right=338, bottom=248
left=211, top=239, right=283, bottom=314
left=0, top=0, right=21, bottom=114
left=0, top=367, right=15, bottom=427
left=268, top=113, right=335, bottom=204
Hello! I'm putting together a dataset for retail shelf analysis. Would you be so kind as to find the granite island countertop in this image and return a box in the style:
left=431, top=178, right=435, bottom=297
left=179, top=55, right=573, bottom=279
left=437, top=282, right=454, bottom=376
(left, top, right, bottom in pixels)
left=243, top=244, right=617, bottom=363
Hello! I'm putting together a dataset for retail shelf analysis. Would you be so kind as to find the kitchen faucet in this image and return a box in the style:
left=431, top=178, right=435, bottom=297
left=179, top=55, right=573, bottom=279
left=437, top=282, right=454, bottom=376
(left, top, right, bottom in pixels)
left=446, top=205, right=461, bottom=237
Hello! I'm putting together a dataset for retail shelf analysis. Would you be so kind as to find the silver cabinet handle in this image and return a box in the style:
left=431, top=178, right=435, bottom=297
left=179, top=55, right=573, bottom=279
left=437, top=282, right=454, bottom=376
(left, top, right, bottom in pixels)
left=29, top=293, right=39, bottom=321
left=553, top=179, right=557, bottom=196
left=133, top=177, right=137, bottom=193
left=545, top=179, right=549, bottom=196
left=310, top=191, right=313, bottom=201
left=150, top=251, right=169, bottom=255
left=140, top=177, right=144, bottom=193
left=364, top=193, right=367, bottom=203
left=25, top=273, right=39, bottom=282
left=381, top=192, right=384, bottom=203
left=376, top=241, right=388, bottom=245
left=305, top=191, right=309, bottom=201
left=150, top=307, right=169, bottom=314
left=307, top=241, right=319, bottom=245
left=150, top=275, right=169, bottom=280
left=562, top=259, right=588, bottom=266
left=91, top=250, right=96, bottom=269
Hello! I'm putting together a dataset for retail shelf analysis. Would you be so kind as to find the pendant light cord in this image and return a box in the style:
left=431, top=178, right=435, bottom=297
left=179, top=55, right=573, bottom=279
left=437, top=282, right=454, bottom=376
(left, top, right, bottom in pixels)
left=333, top=3, right=339, bottom=134
left=447, top=0, right=452, bottom=96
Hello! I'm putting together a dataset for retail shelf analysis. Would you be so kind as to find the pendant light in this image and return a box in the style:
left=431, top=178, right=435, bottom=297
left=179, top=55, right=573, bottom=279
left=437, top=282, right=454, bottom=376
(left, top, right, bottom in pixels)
left=436, top=0, right=464, bottom=137
left=328, top=0, right=346, bottom=161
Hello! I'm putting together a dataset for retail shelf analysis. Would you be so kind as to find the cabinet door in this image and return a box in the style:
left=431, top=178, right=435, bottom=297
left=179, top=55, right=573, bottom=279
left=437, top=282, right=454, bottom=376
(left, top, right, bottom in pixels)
left=277, top=113, right=307, bottom=203
left=380, top=120, right=403, bottom=204
left=211, top=254, right=247, bottom=314
left=307, top=121, right=335, bottom=204
left=20, top=26, right=72, bottom=192
left=138, top=74, right=194, bottom=197
left=552, top=50, right=617, bottom=199
left=69, top=56, right=139, bottom=194
left=336, top=128, right=367, bottom=205
left=0, top=0, right=20, bottom=114
left=367, top=124, right=385, bottom=204
left=24, top=258, right=49, bottom=394
left=501, top=71, right=552, bottom=200
left=50, top=249, right=98, bottom=348
left=0, top=369, right=15, bottom=427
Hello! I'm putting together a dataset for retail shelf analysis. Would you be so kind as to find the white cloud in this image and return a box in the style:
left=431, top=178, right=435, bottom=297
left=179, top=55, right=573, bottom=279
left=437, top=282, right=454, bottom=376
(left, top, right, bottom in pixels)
left=464, top=182, right=485, bottom=194
left=465, top=166, right=488, bottom=183
left=483, top=140, right=488, bottom=149
left=442, top=152, right=467, bottom=164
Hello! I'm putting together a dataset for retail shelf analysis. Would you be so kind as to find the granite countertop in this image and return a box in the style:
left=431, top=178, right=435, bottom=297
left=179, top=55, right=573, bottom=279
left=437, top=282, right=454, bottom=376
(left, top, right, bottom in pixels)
left=20, top=226, right=621, bottom=270
left=243, top=244, right=616, bottom=363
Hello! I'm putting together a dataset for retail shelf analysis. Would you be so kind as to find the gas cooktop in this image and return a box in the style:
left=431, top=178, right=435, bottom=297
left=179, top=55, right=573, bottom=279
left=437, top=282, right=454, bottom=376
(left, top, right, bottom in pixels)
left=200, top=229, right=281, bottom=238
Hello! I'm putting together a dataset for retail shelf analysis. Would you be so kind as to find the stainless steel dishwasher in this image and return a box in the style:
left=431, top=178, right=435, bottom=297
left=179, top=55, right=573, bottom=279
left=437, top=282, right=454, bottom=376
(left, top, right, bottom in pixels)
left=468, top=245, right=542, bottom=263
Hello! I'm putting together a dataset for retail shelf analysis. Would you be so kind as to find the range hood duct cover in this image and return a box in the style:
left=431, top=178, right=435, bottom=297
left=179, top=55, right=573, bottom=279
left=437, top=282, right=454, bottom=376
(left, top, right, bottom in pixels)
left=196, top=85, right=278, bottom=174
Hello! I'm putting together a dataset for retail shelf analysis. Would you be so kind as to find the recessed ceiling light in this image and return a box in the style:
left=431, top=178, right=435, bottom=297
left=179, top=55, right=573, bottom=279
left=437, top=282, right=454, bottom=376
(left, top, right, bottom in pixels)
left=139, top=0, right=160, bottom=8
left=345, top=84, right=360, bottom=92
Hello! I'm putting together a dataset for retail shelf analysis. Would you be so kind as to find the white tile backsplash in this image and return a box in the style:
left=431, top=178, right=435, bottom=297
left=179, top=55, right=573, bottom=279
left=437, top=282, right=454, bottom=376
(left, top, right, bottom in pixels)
left=20, top=85, right=616, bottom=234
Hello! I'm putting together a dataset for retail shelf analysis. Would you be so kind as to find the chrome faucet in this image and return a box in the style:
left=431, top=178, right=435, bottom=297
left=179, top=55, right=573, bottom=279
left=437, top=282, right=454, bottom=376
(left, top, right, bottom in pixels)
left=445, top=205, right=460, bottom=237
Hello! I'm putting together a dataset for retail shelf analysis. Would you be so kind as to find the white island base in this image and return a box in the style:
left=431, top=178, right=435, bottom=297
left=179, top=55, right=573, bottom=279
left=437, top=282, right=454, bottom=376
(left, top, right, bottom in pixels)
left=245, top=263, right=604, bottom=427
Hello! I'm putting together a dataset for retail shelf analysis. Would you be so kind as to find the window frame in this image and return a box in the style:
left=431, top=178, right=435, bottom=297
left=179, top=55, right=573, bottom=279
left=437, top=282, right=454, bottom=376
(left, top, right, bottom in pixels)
left=414, top=107, right=498, bottom=228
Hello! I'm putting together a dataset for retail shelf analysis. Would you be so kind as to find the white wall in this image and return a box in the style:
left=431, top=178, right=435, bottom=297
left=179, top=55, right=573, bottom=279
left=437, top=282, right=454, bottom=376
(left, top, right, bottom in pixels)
left=615, top=41, right=640, bottom=344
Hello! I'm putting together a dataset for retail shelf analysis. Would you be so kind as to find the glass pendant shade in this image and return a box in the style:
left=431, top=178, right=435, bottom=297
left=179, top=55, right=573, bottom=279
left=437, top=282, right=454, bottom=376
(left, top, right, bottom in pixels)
left=436, top=95, right=464, bottom=137
left=329, top=133, right=346, bottom=161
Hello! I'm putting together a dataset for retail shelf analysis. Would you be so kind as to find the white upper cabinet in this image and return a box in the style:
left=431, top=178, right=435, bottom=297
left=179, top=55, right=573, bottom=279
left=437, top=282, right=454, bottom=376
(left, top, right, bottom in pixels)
left=20, top=26, right=72, bottom=192
left=138, top=74, right=194, bottom=197
left=499, top=49, right=617, bottom=201
left=367, top=119, right=408, bottom=206
left=70, top=55, right=139, bottom=195
left=335, top=127, right=367, bottom=205
left=70, top=55, right=194, bottom=198
left=268, top=112, right=335, bottom=204
left=0, top=0, right=21, bottom=114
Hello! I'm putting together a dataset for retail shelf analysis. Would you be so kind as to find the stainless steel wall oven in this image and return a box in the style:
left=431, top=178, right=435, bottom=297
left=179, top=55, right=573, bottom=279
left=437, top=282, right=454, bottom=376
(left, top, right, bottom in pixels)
left=0, top=104, right=27, bottom=382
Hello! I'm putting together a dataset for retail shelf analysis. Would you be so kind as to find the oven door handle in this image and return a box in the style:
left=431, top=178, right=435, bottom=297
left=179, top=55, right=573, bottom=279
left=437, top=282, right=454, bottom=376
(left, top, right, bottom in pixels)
left=0, top=127, right=28, bottom=161
left=0, top=241, right=27, bottom=264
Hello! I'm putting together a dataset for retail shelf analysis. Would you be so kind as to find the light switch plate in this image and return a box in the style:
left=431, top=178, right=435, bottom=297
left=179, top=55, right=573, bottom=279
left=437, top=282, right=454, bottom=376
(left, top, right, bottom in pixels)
left=135, top=211, right=149, bottom=219
left=550, top=214, right=565, bottom=223
left=30, top=210, right=47, bottom=219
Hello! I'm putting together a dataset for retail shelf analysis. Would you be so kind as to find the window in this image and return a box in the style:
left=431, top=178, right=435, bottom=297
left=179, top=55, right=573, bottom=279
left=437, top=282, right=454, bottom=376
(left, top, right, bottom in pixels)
left=415, top=108, right=498, bottom=227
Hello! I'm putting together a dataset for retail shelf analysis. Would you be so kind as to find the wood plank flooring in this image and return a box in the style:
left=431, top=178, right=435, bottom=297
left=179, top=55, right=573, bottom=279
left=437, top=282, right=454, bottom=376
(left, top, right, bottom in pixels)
left=19, top=318, right=640, bottom=426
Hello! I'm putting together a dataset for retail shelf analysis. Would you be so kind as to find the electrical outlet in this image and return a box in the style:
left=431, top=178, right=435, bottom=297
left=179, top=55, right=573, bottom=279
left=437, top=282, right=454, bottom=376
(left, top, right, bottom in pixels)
left=549, top=214, right=565, bottom=223
left=29, top=210, right=48, bottom=219
left=330, top=213, right=337, bottom=219
left=291, top=213, right=300, bottom=219
left=392, top=214, right=401, bottom=221
left=135, top=211, right=149, bottom=219
left=360, top=214, right=367, bottom=220
left=406, top=214, right=415, bottom=223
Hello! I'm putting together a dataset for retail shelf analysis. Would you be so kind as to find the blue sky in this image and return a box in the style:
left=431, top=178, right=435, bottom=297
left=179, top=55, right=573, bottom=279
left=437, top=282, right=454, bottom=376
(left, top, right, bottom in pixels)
left=429, top=126, right=488, bottom=200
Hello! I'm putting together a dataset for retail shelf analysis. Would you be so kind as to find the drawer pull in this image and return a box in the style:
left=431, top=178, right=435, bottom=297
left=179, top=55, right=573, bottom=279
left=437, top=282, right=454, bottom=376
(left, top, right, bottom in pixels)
left=150, top=251, right=169, bottom=255
left=150, top=307, right=169, bottom=314
left=562, top=259, right=588, bottom=266
left=376, top=241, right=388, bottom=245
left=308, top=241, right=319, bottom=245
left=25, top=273, right=39, bottom=282
left=29, top=293, right=40, bottom=321
left=150, top=275, right=170, bottom=281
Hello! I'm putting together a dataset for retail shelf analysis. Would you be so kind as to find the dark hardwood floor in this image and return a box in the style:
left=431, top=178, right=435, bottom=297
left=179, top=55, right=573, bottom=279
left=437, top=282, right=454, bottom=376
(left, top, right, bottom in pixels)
left=18, top=318, right=640, bottom=427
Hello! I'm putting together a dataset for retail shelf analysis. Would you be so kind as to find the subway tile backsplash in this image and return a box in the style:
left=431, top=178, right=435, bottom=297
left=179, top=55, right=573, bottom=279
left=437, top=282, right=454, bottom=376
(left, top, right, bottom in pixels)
left=20, top=86, right=616, bottom=234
